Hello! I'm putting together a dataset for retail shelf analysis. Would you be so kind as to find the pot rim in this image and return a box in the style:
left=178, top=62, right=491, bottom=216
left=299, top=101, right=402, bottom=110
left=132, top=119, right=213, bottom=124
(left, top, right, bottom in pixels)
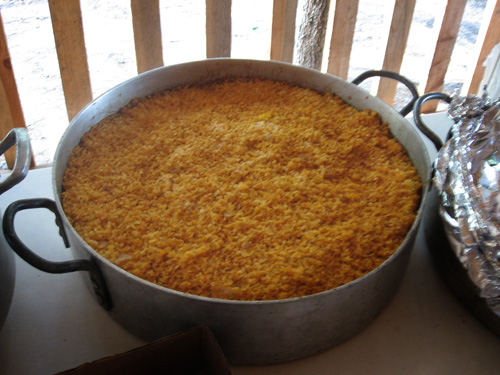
left=52, top=58, right=430, bottom=305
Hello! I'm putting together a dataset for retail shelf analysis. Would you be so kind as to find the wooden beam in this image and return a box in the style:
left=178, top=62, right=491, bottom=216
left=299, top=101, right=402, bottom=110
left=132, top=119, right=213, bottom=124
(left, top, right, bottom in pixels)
left=131, top=0, right=163, bottom=74
left=377, top=0, right=416, bottom=105
left=421, top=0, right=467, bottom=113
left=270, top=0, right=298, bottom=63
left=467, top=0, right=500, bottom=95
left=48, top=0, right=92, bottom=120
left=326, top=0, right=359, bottom=79
left=0, top=11, right=30, bottom=168
left=206, top=0, right=232, bottom=58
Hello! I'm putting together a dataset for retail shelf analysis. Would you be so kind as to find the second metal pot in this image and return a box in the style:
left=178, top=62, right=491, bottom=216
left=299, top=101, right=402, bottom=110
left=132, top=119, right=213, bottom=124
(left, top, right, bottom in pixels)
left=0, top=128, right=31, bottom=331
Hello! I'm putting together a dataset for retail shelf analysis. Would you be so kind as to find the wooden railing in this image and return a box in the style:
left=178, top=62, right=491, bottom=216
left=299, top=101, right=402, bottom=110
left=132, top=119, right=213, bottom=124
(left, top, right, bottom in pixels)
left=0, top=0, right=499, bottom=168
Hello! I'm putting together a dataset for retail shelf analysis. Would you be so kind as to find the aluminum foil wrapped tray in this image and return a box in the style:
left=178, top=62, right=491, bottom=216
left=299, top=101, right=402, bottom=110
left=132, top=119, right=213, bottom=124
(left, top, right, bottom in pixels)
left=434, top=94, right=500, bottom=315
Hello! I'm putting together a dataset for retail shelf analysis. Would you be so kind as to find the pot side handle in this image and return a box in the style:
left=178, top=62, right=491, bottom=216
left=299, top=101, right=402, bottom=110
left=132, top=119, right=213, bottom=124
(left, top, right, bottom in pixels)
left=351, top=70, right=419, bottom=117
left=2, top=198, right=112, bottom=310
left=412, top=92, right=453, bottom=151
left=0, top=128, right=31, bottom=195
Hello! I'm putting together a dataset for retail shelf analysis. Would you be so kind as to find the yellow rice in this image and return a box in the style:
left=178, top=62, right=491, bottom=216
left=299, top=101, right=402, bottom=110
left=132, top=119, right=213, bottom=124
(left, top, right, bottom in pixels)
left=62, top=77, right=421, bottom=301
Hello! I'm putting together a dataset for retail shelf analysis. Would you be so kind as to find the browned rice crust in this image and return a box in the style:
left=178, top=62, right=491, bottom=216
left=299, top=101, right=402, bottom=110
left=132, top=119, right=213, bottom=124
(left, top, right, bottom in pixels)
left=62, top=77, right=421, bottom=301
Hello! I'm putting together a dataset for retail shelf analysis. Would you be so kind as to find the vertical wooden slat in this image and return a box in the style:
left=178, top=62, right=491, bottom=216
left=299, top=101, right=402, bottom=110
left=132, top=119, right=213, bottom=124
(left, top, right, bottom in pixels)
left=270, top=0, right=298, bottom=63
left=131, top=0, right=163, bottom=74
left=48, top=0, right=92, bottom=120
left=0, top=12, right=30, bottom=168
left=422, top=0, right=467, bottom=113
left=467, top=0, right=500, bottom=95
left=326, top=0, right=359, bottom=79
left=0, top=86, right=15, bottom=168
left=206, top=0, right=232, bottom=58
left=377, top=0, right=416, bottom=105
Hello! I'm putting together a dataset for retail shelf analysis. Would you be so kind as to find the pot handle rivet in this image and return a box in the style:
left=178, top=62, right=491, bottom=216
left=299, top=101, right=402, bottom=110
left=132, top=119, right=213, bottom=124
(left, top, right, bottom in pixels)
left=2, top=198, right=113, bottom=310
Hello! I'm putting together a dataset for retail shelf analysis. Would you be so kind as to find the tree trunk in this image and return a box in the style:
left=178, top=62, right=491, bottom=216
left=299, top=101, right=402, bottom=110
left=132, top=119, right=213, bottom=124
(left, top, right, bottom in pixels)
left=295, top=0, right=331, bottom=70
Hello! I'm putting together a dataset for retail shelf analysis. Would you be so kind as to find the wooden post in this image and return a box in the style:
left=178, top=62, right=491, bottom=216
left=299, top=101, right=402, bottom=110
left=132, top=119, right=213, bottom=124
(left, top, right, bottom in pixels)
left=466, top=0, right=500, bottom=95
left=270, top=0, right=298, bottom=63
left=377, top=0, right=416, bottom=106
left=131, top=0, right=163, bottom=74
left=206, top=0, right=232, bottom=58
left=327, top=0, right=359, bottom=79
left=0, top=11, right=31, bottom=168
left=48, top=0, right=92, bottom=120
left=421, top=0, right=467, bottom=113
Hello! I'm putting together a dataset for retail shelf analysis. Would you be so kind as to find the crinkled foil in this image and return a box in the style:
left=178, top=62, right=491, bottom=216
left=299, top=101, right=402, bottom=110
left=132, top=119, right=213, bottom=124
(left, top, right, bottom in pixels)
left=434, top=94, right=500, bottom=313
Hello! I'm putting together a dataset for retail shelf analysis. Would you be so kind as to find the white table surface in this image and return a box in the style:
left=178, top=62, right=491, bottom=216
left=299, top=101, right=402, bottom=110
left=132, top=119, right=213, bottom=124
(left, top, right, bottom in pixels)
left=0, top=113, right=499, bottom=374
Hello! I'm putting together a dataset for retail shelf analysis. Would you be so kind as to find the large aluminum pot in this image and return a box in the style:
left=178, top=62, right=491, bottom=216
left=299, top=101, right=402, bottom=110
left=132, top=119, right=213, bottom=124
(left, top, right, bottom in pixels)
left=0, top=128, right=31, bottom=330
left=2, top=59, right=431, bottom=365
